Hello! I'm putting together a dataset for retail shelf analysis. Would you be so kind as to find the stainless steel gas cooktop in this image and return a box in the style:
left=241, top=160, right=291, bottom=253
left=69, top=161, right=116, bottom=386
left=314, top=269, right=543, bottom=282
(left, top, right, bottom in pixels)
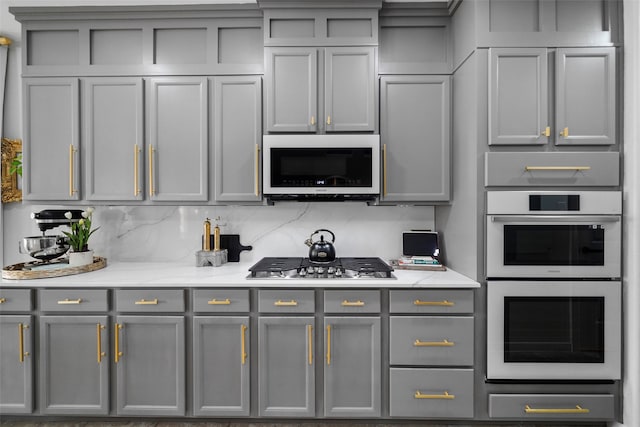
left=247, top=257, right=395, bottom=279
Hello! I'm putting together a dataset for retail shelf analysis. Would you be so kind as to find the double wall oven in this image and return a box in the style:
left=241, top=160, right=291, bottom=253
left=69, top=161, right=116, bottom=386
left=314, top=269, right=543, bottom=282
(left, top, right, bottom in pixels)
left=486, top=191, right=622, bottom=381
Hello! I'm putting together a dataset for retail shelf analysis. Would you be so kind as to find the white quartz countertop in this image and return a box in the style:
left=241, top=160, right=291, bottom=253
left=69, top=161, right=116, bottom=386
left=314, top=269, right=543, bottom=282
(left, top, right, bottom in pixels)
left=1, top=260, right=480, bottom=288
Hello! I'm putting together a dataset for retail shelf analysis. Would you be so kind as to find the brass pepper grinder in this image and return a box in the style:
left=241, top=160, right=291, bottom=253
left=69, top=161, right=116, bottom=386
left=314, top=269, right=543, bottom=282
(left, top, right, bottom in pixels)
left=203, top=218, right=211, bottom=251
left=213, top=218, right=221, bottom=251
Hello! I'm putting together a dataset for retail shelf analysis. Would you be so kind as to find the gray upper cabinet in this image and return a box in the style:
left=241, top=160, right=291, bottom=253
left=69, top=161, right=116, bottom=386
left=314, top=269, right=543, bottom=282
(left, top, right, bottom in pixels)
left=476, top=0, right=621, bottom=47
left=22, top=78, right=80, bottom=200
left=380, top=75, right=451, bottom=202
left=213, top=76, right=262, bottom=202
left=83, top=78, right=144, bottom=201
left=0, top=315, right=33, bottom=414
left=324, top=316, right=381, bottom=417
left=146, top=77, right=208, bottom=201
left=39, top=315, right=109, bottom=415
left=192, top=316, right=250, bottom=416
left=264, top=46, right=375, bottom=133
left=489, top=47, right=616, bottom=146
left=115, top=315, right=185, bottom=416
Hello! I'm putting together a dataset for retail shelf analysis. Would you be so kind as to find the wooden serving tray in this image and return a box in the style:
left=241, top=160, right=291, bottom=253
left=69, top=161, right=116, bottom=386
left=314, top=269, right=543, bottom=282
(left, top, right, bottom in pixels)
left=389, top=259, right=446, bottom=271
left=2, top=257, right=107, bottom=280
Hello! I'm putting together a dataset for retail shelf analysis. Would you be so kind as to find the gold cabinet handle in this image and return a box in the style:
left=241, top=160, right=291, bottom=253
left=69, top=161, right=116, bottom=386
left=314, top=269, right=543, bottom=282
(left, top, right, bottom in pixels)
left=307, top=325, right=313, bottom=366
left=341, top=300, right=365, bottom=307
left=326, top=324, right=331, bottom=365
left=525, top=405, right=590, bottom=414
left=97, top=324, right=106, bottom=363
left=326, top=115, right=331, bottom=125
left=148, top=144, right=155, bottom=197
left=115, top=323, right=123, bottom=363
left=134, top=144, right=141, bottom=196
left=414, top=339, right=455, bottom=347
left=525, top=166, right=591, bottom=171
left=0, top=298, right=6, bottom=304
left=255, top=144, right=260, bottom=197
left=274, top=300, right=298, bottom=307
left=208, top=298, right=231, bottom=305
left=414, top=299, right=454, bottom=307
left=241, top=324, right=248, bottom=365
left=69, top=144, right=78, bottom=196
left=134, top=298, right=158, bottom=305
left=310, top=116, right=316, bottom=126
left=415, top=390, right=455, bottom=400
left=18, top=323, right=30, bottom=363
left=559, top=127, right=569, bottom=137
left=382, top=143, right=388, bottom=196
left=541, top=126, right=551, bottom=137
left=57, top=298, right=82, bottom=305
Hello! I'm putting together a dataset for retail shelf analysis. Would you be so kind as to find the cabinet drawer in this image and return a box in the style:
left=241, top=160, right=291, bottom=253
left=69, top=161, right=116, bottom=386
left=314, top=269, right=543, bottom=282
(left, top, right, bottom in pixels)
left=258, top=290, right=314, bottom=313
left=489, top=394, right=615, bottom=420
left=390, top=290, right=473, bottom=314
left=390, top=316, right=474, bottom=366
left=485, top=152, right=619, bottom=187
left=39, top=289, right=108, bottom=312
left=324, top=290, right=380, bottom=313
left=0, top=289, right=32, bottom=312
left=193, top=289, right=249, bottom=312
left=116, top=289, right=184, bottom=312
left=390, top=368, right=473, bottom=418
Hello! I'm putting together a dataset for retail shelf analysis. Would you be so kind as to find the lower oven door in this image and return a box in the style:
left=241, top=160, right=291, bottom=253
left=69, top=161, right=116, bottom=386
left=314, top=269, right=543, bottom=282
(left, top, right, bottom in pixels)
left=486, top=215, right=621, bottom=279
left=487, top=280, right=621, bottom=380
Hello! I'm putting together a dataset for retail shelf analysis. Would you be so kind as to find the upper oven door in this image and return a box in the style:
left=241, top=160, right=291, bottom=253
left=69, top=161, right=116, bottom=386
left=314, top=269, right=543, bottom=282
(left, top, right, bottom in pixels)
left=486, top=214, right=621, bottom=279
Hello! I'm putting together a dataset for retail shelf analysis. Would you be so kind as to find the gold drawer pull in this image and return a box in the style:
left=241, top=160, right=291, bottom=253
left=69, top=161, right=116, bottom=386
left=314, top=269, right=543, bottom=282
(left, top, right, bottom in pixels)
left=134, top=298, right=158, bottom=305
left=414, top=299, right=454, bottom=307
left=415, top=390, right=455, bottom=400
left=0, top=298, right=6, bottom=304
left=414, top=339, right=455, bottom=347
left=96, top=324, right=106, bottom=363
left=208, top=298, right=231, bottom=305
left=115, top=323, right=123, bottom=363
left=241, top=324, right=248, bottom=365
left=307, top=324, right=313, bottom=366
left=525, top=404, right=589, bottom=414
left=274, top=300, right=298, bottom=307
left=58, top=298, right=83, bottom=305
left=18, top=323, right=30, bottom=363
left=326, top=324, right=332, bottom=365
left=525, top=166, right=591, bottom=172
left=341, top=300, right=365, bottom=307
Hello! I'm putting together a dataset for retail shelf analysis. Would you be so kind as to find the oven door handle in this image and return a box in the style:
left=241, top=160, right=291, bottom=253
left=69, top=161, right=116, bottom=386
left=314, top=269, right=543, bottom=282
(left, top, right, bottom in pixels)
left=490, top=215, right=620, bottom=223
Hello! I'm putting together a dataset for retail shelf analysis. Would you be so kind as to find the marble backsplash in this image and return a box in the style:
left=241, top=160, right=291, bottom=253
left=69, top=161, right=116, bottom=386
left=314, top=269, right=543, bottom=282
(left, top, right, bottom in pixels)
left=2, top=203, right=435, bottom=267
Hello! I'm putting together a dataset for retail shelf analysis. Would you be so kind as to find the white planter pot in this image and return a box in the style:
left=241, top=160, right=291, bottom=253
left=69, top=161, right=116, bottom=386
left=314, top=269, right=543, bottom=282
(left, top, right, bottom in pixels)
left=68, top=250, right=94, bottom=267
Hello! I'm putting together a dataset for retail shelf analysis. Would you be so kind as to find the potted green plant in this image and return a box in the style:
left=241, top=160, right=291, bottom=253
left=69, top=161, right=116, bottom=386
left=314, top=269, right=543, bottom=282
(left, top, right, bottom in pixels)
left=63, top=207, right=99, bottom=267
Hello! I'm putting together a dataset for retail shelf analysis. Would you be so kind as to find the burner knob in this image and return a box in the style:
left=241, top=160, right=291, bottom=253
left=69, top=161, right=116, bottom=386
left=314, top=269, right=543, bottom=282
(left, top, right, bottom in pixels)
left=299, top=269, right=307, bottom=277
left=307, top=266, right=314, bottom=274
left=327, top=267, right=335, bottom=274
left=334, top=268, right=343, bottom=277
left=317, top=267, right=325, bottom=274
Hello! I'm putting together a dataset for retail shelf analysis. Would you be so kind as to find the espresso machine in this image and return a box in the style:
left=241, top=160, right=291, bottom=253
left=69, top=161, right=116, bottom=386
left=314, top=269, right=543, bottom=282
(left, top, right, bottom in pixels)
left=19, top=209, right=83, bottom=262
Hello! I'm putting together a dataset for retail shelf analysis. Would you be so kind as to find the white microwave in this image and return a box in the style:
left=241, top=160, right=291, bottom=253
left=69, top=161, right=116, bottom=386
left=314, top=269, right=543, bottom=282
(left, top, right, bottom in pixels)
left=262, top=134, right=380, bottom=201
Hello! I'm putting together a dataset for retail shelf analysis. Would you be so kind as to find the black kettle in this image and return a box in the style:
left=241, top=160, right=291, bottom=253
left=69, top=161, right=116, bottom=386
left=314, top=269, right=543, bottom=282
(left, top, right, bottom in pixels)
left=305, top=229, right=336, bottom=262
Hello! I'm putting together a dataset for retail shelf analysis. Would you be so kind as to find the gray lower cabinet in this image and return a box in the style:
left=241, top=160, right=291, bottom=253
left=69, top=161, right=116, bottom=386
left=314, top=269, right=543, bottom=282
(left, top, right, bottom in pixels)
left=146, top=77, right=208, bottom=201
left=323, top=316, right=381, bottom=417
left=114, top=315, right=186, bottom=416
left=258, top=316, right=315, bottom=417
left=212, top=76, right=262, bottom=202
left=380, top=75, right=451, bottom=202
left=489, top=393, right=615, bottom=420
left=22, top=77, right=80, bottom=200
left=83, top=77, right=144, bottom=201
left=0, top=315, right=33, bottom=414
left=39, top=315, right=109, bottom=414
left=192, top=316, right=250, bottom=416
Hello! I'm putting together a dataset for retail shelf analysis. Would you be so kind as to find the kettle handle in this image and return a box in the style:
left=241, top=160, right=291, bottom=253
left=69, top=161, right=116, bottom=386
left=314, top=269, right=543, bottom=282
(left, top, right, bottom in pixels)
left=311, top=229, right=335, bottom=243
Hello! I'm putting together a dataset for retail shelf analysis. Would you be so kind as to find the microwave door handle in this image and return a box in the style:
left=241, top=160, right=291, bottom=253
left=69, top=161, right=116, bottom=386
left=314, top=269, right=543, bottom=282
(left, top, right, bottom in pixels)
left=490, top=215, right=621, bottom=223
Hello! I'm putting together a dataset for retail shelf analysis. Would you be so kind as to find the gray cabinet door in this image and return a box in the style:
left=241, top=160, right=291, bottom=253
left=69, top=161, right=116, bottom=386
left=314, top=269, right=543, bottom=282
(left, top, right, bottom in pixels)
left=83, top=78, right=144, bottom=201
left=115, top=315, right=185, bottom=416
left=0, top=315, right=32, bottom=414
left=555, top=47, right=616, bottom=145
left=265, top=47, right=317, bottom=133
left=324, top=47, right=375, bottom=132
left=147, top=77, right=208, bottom=201
left=258, top=316, right=315, bottom=417
left=380, top=75, right=451, bottom=202
left=324, top=316, right=381, bottom=417
left=192, top=316, right=250, bottom=416
left=22, top=78, right=80, bottom=200
left=213, top=76, right=262, bottom=202
left=489, top=48, right=549, bottom=146
left=39, top=316, right=109, bottom=415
